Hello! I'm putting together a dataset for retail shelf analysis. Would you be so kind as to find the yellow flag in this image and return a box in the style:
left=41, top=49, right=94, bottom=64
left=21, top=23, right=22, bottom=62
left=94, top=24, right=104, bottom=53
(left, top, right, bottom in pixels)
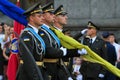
left=51, top=27, right=120, bottom=77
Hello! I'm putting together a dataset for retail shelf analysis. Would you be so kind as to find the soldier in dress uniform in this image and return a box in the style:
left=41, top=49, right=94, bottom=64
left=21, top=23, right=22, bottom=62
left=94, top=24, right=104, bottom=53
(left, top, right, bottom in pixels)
left=80, top=21, right=107, bottom=80
left=53, top=5, right=76, bottom=79
left=40, top=3, right=87, bottom=80
left=41, top=3, right=69, bottom=80
left=16, top=2, right=48, bottom=80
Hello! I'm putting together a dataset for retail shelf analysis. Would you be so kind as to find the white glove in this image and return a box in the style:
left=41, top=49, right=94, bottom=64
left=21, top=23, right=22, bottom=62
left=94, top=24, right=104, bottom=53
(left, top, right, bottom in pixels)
left=81, top=29, right=88, bottom=34
left=78, top=48, right=87, bottom=55
left=60, top=47, right=67, bottom=56
left=68, top=77, right=73, bottom=80
left=98, top=73, right=104, bottom=78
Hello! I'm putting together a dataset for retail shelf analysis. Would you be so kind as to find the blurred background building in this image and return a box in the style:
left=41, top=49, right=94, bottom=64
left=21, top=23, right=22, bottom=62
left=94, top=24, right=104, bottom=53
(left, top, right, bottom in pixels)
left=0, top=0, right=120, bottom=43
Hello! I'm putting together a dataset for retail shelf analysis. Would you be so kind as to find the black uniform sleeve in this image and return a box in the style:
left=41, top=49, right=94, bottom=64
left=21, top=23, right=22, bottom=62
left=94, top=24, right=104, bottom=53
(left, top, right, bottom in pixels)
left=41, top=33, right=64, bottom=58
left=19, top=31, right=35, bottom=55
left=73, top=32, right=83, bottom=40
left=101, top=40, right=108, bottom=61
left=99, top=40, right=108, bottom=75
left=65, top=49, right=80, bottom=57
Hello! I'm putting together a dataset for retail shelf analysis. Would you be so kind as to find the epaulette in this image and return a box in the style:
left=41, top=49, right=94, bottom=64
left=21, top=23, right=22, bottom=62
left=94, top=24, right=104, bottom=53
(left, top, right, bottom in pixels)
left=39, top=31, right=45, bottom=36
left=23, top=38, right=30, bottom=41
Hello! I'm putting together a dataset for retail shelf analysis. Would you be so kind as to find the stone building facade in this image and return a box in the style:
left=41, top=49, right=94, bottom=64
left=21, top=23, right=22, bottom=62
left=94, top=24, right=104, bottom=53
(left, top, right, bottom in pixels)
left=0, top=0, right=120, bottom=43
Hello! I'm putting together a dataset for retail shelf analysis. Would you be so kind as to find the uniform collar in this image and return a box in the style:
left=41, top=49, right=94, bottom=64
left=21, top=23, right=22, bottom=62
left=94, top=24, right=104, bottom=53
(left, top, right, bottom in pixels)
left=54, top=26, right=62, bottom=32
left=90, top=36, right=97, bottom=43
left=42, top=24, right=50, bottom=29
left=28, top=24, right=38, bottom=33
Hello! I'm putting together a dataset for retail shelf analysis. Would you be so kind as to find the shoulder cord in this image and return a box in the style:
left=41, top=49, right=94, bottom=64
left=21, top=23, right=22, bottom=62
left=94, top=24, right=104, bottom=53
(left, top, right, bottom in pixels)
left=23, top=28, right=45, bottom=55
left=41, top=25, right=60, bottom=48
left=41, top=28, right=53, bottom=47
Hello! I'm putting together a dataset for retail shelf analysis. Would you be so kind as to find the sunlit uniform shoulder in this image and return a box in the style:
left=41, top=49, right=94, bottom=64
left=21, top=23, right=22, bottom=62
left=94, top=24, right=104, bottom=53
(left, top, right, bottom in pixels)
left=41, top=24, right=60, bottom=49
left=20, top=27, right=45, bottom=59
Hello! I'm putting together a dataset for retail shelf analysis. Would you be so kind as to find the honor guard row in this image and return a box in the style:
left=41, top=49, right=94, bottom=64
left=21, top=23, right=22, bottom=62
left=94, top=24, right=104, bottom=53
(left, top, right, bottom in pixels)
left=17, top=2, right=87, bottom=80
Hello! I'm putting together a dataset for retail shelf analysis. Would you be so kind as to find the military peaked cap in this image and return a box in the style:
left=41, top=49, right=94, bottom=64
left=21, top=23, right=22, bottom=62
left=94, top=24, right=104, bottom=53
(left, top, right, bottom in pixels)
left=42, top=2, right=54, bottom=13
left=54, top=5, right=67, bottom=15
left=87, top=21, right=100, bottom=30
left=23, top=2, right=43, bottom=17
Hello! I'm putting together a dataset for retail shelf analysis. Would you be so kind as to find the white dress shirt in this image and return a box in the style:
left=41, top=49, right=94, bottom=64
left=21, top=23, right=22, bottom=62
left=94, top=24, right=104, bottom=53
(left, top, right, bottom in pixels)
left=28, top=24, right=38, bottom=33
left=112, top=42, right=120, bottom=60
left=90, top=36, right=97, bottom=43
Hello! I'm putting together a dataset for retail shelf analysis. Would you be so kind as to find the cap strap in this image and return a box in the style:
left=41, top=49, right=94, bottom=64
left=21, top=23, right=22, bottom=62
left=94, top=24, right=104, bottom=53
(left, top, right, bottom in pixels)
left=30, top=9, right=42, bottom=14
left=44, top=9, right=54, bottom=12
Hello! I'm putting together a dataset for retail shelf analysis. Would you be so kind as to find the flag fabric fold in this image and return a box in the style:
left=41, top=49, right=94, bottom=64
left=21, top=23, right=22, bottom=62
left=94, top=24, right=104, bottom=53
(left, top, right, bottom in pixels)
left=0, top=0, right=120, bottom=78
left=51, top=27, right=120, bottom=78
left=6, top=0, right=24, bottom=80
left=7, top=54, right=19, bottom=80
left=13, top=20, right=24, bottom=35
left=0, top=0, right=27, bottom=26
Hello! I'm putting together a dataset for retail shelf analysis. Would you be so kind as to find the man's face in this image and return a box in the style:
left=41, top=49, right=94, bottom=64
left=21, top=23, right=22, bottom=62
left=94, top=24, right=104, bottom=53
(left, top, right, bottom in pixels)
left=86, top=27, right=97, bottom=36
left=108, top=35, right=115, bottom=43
left=30, top=13, right=44, bottom=26
left=42, top=12, right=55, bottom=24
left=55, top=14, right=68, bottom=25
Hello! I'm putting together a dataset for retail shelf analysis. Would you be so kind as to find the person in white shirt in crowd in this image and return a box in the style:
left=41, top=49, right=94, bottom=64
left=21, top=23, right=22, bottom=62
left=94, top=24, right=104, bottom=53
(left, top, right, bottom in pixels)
left=108, top=33, right=120, bottom=80
left=0, top=22, right=9, bottom=80
left=73, top=57, right=83, bottom=80
left=102, top=32, right=117, bottom=80
left=109, top=33, right=120, bottom=63
left=0, top=23, right=13, bottom=80
left=0, top=23, right=6, bottom=49
left=0, top=23, right=11, bottom=49
left=2, top=26, right=14, bottom=80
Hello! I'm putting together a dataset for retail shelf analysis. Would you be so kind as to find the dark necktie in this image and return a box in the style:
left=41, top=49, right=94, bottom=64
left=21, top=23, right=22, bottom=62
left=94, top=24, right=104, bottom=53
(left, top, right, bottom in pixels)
left=89, top=39, right=92, bottom=46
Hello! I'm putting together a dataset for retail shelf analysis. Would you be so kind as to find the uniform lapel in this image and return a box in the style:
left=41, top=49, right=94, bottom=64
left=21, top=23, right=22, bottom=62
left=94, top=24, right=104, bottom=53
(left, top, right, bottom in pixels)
left=92, top=37, right=99, bottom=46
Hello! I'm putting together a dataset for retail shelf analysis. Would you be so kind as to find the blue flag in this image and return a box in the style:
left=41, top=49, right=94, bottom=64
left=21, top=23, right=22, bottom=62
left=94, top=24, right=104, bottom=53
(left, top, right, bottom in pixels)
left=0, top=0, right=28, bottom=26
